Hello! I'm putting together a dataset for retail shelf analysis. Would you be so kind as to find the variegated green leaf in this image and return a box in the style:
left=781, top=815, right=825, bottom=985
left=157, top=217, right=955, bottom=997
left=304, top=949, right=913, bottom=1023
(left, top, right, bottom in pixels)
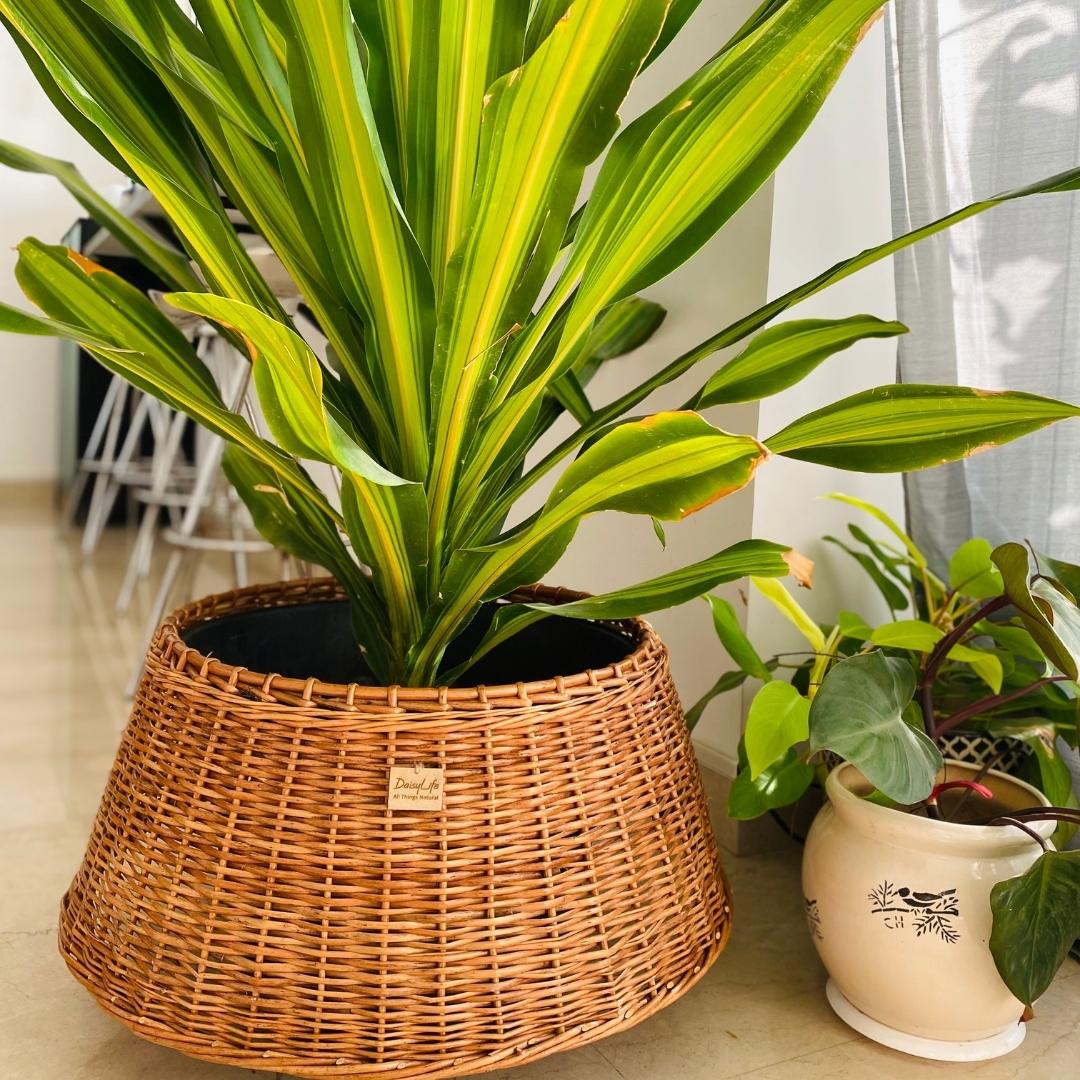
left=0, top=1, right=279, bottom=309
left=221, top=444, right=392, bottom=676
left=190, top=0, right=298, bottom=152
left=0, top=9, right=134, bottom=176
left=406, top=1, right=527, bottom=286
left=279, top=0, right=434, bottom=478
left=443, top=538, right=796, bottom=684
left=341, top=473, right=430, bottom=679
left=350, top=0, right=413, bottom=191
left=427, top=0, right=669, bottom=562
left=164, top=292, right=407, bottom=487
left=0, top=296, right=128, bottom=352
left=414, top=412, right=766, bottom=679
left=523, top=538, right=796, bottom=621
left=693, top=315, right=906, bottom=407
left=508, top=165, right=1080, bottom=513
left=12, top=240, right=334, bottom=524
left=767, top=385, right=1080, bottom=470
left=79, top=0, right=275, bottom=146
left=5, top=0, right=1080, bottom=690
left=531, top=0, right=887, bottom=396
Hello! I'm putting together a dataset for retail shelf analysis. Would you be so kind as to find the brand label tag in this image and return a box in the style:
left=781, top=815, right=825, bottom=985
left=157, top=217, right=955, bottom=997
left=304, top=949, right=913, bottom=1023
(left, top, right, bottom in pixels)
left=388, top=765, right=445, bottom=811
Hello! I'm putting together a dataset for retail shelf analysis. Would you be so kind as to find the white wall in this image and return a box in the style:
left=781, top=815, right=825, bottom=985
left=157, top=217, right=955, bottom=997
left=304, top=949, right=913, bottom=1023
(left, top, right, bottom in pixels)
left=735, top=20, right=904, bottom=769
left=0, top=35, right=122, bottom=482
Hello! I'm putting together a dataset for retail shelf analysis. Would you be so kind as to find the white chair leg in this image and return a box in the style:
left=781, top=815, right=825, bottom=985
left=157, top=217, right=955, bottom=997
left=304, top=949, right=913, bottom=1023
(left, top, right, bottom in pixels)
left=81, top=380, right=130, bottom=556
left=116, top=407, right=188, bottom=614
left=83, top=392, right=153, bottom=555
left=64, top=374, right=121, bottom=529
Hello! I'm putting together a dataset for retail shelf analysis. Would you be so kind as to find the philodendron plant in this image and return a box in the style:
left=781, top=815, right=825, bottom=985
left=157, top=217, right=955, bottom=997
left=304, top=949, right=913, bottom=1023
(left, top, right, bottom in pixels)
left=694, top=495, right=1080, bottom=821
left=692, top=498, right=1080, bottom=1007
left=3, top=1, right=1080, bottom=687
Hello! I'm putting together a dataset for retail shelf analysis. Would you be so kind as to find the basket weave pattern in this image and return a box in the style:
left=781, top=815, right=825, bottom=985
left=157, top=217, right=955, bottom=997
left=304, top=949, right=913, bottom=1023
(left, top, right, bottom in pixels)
left=60, top=579, right=730, bottom=1078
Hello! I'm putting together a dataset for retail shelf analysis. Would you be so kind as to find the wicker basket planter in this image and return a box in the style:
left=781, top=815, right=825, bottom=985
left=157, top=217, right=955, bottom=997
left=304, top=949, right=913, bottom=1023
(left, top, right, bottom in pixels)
left=60, top=578, right=730, bottom=1079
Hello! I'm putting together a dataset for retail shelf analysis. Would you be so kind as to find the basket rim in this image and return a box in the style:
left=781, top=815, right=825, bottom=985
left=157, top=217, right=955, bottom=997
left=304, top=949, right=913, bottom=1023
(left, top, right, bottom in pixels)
left=154, top=577, right=664, bottom=710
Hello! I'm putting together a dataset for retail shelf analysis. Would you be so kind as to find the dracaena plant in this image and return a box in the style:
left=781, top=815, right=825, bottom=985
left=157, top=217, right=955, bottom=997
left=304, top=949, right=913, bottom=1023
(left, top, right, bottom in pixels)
left=3, top=0, right=1080, bottom=686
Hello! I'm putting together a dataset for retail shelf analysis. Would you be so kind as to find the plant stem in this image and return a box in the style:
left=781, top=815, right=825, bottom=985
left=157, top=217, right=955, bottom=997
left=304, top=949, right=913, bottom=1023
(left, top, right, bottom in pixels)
left=934, top=676, right=1071, bottom=738
left=917, top=594, right=1011, bottom=738
left=988, top=816, right=1052, bottom=852
left=976, top=806, right=1080, bottom=825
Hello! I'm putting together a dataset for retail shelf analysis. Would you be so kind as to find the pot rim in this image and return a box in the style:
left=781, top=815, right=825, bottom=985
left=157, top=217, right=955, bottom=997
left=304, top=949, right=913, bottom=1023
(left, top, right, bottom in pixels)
left=153, top=576, right=663, bottom=711
left=825, top=759, right=1055, bottom=856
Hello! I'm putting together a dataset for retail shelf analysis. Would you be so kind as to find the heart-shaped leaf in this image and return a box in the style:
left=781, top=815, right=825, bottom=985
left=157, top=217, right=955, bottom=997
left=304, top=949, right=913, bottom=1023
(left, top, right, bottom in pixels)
left=990, top=850, right=1080, bottom=1007
left=809, top=651, right=942, bottom=804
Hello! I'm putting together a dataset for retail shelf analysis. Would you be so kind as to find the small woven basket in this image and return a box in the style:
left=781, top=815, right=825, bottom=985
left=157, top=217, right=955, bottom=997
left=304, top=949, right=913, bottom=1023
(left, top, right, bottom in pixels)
left=60, top=579, right=730, bottom=1078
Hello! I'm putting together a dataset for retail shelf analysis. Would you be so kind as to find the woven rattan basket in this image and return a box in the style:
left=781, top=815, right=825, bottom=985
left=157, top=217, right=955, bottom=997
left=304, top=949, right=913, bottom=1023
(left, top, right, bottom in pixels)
left=60, top=578, right=730, bottom=1078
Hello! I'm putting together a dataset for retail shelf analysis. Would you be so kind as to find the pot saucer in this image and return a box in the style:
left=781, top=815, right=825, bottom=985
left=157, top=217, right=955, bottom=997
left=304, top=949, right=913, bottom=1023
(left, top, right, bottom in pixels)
left=825, top=979, right=1026, bottom=1061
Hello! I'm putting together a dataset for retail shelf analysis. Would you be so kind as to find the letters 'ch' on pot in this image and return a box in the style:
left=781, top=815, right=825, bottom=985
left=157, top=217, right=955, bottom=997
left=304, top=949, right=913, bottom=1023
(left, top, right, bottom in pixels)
left=802, top=761, right=1054, bottom=1059
left=59, top=579, right=729, bottom=1079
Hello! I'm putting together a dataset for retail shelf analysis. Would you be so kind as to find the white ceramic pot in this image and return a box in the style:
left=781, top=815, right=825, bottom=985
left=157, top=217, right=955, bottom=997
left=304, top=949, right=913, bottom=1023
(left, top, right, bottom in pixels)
left=802, top=760, right=1053, bottom=1061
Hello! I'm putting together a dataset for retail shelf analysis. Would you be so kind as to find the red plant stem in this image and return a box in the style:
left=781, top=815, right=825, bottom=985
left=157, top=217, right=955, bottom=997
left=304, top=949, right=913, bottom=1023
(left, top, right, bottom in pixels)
left=933, top=676, right=1072, bottom=739
left=918, top=594, right=1010, bottom=738
left=931, top=779, right=994, bottom=802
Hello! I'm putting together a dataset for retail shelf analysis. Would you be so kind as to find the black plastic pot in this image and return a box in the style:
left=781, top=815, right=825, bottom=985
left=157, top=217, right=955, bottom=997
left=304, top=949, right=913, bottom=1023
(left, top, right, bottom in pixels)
left=183, top=597, right=635, bottom=686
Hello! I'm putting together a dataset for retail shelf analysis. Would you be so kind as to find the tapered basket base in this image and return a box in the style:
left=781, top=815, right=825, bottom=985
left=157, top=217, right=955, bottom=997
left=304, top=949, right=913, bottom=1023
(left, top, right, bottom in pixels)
left=59, top=579, right=731, bottom=1078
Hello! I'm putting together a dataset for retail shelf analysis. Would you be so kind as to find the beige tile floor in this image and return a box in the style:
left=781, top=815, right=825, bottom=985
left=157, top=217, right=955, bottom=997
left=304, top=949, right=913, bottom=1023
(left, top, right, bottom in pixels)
left=2, top=490, right=1079, bottom=1079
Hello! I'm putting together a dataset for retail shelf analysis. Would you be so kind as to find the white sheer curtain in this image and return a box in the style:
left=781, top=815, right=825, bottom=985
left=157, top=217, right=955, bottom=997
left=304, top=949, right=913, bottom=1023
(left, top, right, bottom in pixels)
left=886, top=1, right=1080, bottom=572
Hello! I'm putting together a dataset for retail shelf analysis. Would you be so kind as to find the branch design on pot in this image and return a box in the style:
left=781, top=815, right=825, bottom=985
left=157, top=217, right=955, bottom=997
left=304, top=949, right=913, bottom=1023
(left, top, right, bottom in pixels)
left=868, top=882, right=960, bottom=943
left=805, top=898, right=824, bottom=941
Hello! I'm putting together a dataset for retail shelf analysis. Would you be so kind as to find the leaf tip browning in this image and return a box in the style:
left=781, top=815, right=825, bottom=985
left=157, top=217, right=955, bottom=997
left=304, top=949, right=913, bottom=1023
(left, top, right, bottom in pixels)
left=783, top=549, right=814, bottom=589
left=856, top=8, right=886, bottom=46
